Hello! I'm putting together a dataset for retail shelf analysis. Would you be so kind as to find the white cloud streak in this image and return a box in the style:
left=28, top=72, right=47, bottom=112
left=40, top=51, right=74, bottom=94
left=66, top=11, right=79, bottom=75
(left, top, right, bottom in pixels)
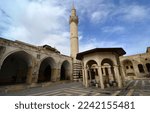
left=117, top=4, right=150, bottom=22
left=102, top=26, right=125, bottom=33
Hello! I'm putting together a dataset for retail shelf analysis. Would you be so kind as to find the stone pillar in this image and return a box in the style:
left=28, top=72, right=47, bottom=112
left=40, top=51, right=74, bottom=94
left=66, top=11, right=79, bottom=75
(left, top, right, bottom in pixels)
left=108, top=67, right=113, bottom=81
left=56, top=69, right=60, bottom=81
left=108, top=67, right=111, bottom=75
left=84, top=68, right=88, bottom=88
left=102, top=67, right=106, bottom=76
left=88, top=69, right=92, bottom=83
left=82, top=68, right=85, bottom=85
left=120, top=65, right=126, bottom=79
left=133, top=64, right=139, bottom=78
left=143, top=65, right=149, bottom=75
left=98, top=66, right=104, bottom=89
left=120, top=65, right=126, bottom=86
left=51, top=68, right=58, bottom=82
left=26, top=66, right=33, bottom=84
left=114, top=65, right=122, bottom=88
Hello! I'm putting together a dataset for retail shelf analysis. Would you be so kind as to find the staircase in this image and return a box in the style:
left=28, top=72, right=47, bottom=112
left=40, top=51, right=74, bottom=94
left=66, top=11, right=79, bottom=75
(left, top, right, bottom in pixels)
left=73, top=62, right=83, bottom=81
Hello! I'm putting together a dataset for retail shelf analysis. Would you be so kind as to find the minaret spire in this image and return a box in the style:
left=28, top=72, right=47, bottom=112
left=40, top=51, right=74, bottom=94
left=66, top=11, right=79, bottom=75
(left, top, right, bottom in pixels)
left=72, top=0, right=75, bottom=9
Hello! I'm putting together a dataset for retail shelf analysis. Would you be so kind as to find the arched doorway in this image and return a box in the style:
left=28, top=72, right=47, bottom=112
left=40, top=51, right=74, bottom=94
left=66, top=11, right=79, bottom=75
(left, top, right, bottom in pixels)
left=146, top=63, right=150, bottom=72
left=86, top=60, right=98, bottom=86
left=60, top=60, right=70, bottom=80
left=138, top=64, right=145, bottom=73
left=101, top=58, right=116, bottom=87
left=123, top=59, right=135, bottom=77
left=38, top=57, right=55, bottom=83
left=0, top=51, right=32, bottom=86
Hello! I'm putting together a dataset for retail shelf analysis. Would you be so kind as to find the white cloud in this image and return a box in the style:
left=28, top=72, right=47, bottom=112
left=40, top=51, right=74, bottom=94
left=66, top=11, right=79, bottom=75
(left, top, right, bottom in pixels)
left=114, top=4, right=150, bottom=22
left=1, top=0, right=71, bottom=55
left=79, top=37, right=125, bottom=53
left=89, top=3, right=150, bottom=23
left=91, top=11, right=109, bottom=23
left=102, top=26, right=125, bottom=33
left=124, top=5, right=149, bottom=22
left=40, top=32, right=70, bottom=55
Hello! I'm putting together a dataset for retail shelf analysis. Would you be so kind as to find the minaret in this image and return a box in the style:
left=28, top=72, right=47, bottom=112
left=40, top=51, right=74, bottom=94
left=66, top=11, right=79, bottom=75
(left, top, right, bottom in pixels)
left=69, top=3, right=79, bottom=61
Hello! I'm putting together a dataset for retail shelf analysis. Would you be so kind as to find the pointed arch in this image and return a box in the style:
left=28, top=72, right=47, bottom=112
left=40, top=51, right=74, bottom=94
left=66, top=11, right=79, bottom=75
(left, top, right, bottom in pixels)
left=38, top=57, right=56, bottom=83
left=0, top=51, right=33, bottom=85
left=60, top=60, right=71, bottom=80
left=86, top=60, right=98, bottom=86
left=101, top=58, right=116, bottom=86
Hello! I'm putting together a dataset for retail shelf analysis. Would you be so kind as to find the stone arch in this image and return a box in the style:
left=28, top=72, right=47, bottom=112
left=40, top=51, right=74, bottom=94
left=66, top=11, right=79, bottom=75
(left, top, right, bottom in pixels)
left=0, top=51, right=33, bottom=85
left=0, top=49, right=33, bottom=68
left=38, top=57, right=56, bottom=83
left=101, top=58, right=116, bottom=86
left=60, top=60, right=71, bottom=80
left=122, top=59, right=135, bottom=77
left=138, top=64, right=145, bottom=73
left=146, top=63, right=150, bottom=72
left=86, top=60, right=99, bottom=86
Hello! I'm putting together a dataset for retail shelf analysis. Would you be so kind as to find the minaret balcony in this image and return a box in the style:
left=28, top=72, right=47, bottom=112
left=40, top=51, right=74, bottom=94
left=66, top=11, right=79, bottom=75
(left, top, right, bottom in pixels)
left=69, top=16, right=79, bottom=24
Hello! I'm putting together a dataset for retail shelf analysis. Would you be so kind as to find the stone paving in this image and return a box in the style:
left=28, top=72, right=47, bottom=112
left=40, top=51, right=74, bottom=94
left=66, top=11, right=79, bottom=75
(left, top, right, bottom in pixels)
left=0, top=79, right=150, bottom=96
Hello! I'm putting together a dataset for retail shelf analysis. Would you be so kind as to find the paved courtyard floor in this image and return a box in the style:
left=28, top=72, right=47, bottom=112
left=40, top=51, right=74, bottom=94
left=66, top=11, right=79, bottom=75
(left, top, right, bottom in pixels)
left=0, top=79, right=150, bottom=96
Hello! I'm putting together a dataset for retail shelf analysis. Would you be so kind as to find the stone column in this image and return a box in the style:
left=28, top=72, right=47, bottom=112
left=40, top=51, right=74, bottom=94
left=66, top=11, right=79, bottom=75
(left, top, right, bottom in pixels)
left=120, top=65, right=126, bottom=79
left=98, top=66, right=104, bottom=89
left=143, top=65, right=149, bottom=75
left=108, top=67, right=113, bottom=81
left=114, top=65, right=122, bottom=88
left=88, top=69, right=92, bottom=83
left=51, top=68, right=58, bottom=82
left=84, top=68, right=88, bottom=88
left=133, top=64, right=139, bottom=78
left=26, top=66, right=33, bottom=84
left=82, top=68, right=85, bottom=85
left=120, top=65, right=126, bottom=86
left=102, top=67, right=106, bottom=76
left=57, top=69, right=61, bottom=81
left=108, top=67, right=111, bottom=75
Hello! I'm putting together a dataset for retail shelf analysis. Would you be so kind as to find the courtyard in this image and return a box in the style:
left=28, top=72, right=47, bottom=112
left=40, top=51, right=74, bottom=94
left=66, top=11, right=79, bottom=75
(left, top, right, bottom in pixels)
left=0, top=79, right=150, bottom=96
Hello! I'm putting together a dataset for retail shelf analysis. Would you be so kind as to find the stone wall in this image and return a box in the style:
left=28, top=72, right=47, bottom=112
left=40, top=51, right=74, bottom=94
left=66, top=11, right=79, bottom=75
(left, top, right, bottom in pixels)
left=0, top=38, right=73, bottom=86
left=120, top=51, right=150, bottom=80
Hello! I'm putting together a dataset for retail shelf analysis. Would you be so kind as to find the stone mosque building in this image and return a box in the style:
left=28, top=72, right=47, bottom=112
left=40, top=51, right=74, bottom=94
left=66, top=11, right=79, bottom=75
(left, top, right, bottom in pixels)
left=0, top=5, right=150, bottom=91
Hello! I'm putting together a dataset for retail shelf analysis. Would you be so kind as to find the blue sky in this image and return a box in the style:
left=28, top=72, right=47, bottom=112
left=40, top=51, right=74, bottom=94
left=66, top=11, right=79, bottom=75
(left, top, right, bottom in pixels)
left=0, top=0, right=150, bottom=55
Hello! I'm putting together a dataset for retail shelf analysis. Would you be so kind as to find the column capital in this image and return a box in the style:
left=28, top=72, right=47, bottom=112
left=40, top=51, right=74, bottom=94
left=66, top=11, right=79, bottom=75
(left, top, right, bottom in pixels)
left=113, top=65, right=119, bottom=68
left=83, top=67, right=88, bottom=70
left=98, top=65, right=102, bottom=68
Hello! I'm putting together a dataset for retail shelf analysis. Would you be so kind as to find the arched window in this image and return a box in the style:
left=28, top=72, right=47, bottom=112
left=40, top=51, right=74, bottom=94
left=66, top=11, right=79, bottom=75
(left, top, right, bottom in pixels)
left=138, top=64, right=145, bottom=73
left=130, top=66, right=133, bottom=69
left=126, top=66, right=129, bottom=69
left=146, top=63, right=150, bottom=72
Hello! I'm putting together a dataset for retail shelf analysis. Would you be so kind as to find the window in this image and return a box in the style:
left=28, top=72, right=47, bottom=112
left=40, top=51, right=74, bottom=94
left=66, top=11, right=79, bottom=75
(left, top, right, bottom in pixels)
left=138, top=64, right=145, bottom=73
left=126, top=66, right=129, bottom=69
left=37, top=54, right=40, bottom=59
left=130, top=66, right=133, bottom=69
